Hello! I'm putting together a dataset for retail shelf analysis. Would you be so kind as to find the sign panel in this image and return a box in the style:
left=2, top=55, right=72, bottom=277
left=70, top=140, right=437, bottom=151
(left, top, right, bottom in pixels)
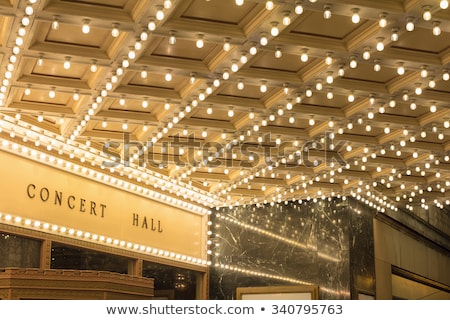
left=0, top=151, right=205, bottom=258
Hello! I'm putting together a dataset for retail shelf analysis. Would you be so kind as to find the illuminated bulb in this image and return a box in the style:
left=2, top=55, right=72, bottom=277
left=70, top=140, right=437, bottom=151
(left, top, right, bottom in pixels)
left=415, top=84, right=422, bottom=95
left=260, top=33, right=268, bottom=46
left=326, top=89, right=334, bottom=100
left=326, top=72, right=334, bottom=84
left=128, top=47, right=136, bottom=59
left=338, top=65, right=345, bottom=76
left=37, top=114, right=44, bottom=122
left=410, top=101, right=417, bottom=110
left=433, top=22, right=441, bottom=36
left=235, top=0, right=244, bottom=5
left=270, top=22, right=279, bottom=37
left=217, top=39, right=229, bottom=55
left=169, top=31, right=176, bottom=45
left=309, top=117, right=315, bottom=126
left=441, top=0, right=449, bottom=9
left=323, top=6, right=332, bottom=20
left=52, top=16, right=60, bottom=30
left=406, top=18, right=414, bottom=31
left=384, top=126, right=390, bottom=134
left=275, top=47, right=282, bottom=58
left=237, top=80, right=244, bottom=90
left=122, top=122, right=128, bottom=130
left=325, top=53, right=333, bottom=65
left=164, top=0, right=172, bottom=9
left=429, top=78, right=436, bottom=88
left=82, top=19, right=90, bottom=34
left=111, top=23, right=120, bottom=37
left=443, top=70, right=450, bottom=81
left=397, top=63, right=405, bottom=75
left=295, top=1, right=304, bottom=15
left=73, top=91, right=79, bottom=101
left=119, top=97, right=125, bottom=106
left=24, top=85, right=31, bottom=95
left=257, top=81, right=272, bottom=95
left=430, top=104, right=437, bottom=113
left=305, top=88, right=313, bottom=97
left=148, top=18, right=156, bottom=31
left=165, top=70, right=172, bottom=82
left=379, top=13, right=387, bottom=27
left=49, top=87, right=56, bottom=98
left=389, top=99, right=396, bottom=108
left=249, top=43, right=257, bottom=55
left=122, top=58, right=129, bottom=68
left=89, top=60, right=98, bottom=72
left=164, top=101, right=170, bottom=110
left=347, top=92, right=355, bottom=102
left=315, top=80, right=323, bottom=91
left=300, top=50, right=308, bottom=62
left=374, top=60, right=381, bottom=72
left=283, top=11, right=291, bottom=26
left=156, top=6, right=164, bottom=20
left=228, top=108, right=234, bottom=117
left=391, top=28, right=399, bottom=41
left=362, top=48, right=371, bottom=60
left=231, top=60, right=239, bottom=72
left=376, top=38, right=384, bottom=51
left=240, top=52, right=248, bottom=64
left=196, top=34, right=204, bottom=48
left=142, top=99, right=148, bottom=108
left=351, top=8, right=360, bottom=24
left=140, top=68, right=148, bottom=79
left=222, top=69, right=230, bottom=80
left=265, top=0, right=274, bottom=10
left=422, top=6, right=432, bottom=21
left=349, top=56, right=357, bottom=68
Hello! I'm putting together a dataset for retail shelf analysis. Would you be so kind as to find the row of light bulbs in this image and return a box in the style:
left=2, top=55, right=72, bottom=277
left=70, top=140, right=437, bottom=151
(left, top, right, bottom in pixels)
left=0, top=211, right=210, bottom=267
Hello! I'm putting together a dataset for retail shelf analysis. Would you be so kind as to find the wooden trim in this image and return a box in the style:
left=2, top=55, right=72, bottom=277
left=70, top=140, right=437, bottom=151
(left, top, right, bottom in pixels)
left=391, top=265, right=450, bottom=294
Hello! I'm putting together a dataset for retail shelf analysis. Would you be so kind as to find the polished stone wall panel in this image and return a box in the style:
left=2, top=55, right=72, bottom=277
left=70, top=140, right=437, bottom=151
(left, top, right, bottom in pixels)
left=209, top=198, right=370, bottom=299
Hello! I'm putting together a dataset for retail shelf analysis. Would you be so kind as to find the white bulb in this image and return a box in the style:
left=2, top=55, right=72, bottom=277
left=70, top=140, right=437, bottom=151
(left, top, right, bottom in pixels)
left=235, top=0, right=244, bottom=5
left=441, top=0, right=449, bottom=9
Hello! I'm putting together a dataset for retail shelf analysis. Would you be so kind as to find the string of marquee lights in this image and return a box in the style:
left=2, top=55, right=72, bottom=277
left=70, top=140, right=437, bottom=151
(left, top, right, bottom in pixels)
left=1, top=0, right=450, bottom=214
left=0, top=210, right=210, bottom=267
left=0, top=114, right=219, bottom=213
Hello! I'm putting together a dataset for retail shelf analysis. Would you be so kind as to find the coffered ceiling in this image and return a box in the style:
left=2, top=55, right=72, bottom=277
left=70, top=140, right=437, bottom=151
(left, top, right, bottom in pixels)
left=1, top=0, right=450, bottom=214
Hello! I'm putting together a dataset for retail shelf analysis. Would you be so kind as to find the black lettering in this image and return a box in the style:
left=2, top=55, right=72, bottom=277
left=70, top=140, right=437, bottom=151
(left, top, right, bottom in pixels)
left=100, top=204, right=106, bottom=218
left=151, top=218, right=156, bottom=231
left=132, top=213, right=139, bottom=226
left=40, top=188, right=49, bottom=202
left=90, top=201, right=96, bottom=215
left=26, top=184, right=36, bottom=198
left=68, top=195, right=75, bottom=209
left=80, top=198, right=86, bottom=212
left=142, top=216, right=148, bottom=229
left=158, top=220, right=163, bottom=233
left=54, top=191, right=62, bottom=206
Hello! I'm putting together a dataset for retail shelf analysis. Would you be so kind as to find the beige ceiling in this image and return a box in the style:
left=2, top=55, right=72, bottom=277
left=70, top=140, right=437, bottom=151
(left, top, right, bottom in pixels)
left=1, top=0, right=450, bottom=213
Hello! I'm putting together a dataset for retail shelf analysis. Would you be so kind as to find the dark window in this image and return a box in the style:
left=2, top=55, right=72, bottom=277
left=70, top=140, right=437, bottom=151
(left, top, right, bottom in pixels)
left=0, top=232, right=41, bottom=268
left=51, top=242, right=130, bottom=274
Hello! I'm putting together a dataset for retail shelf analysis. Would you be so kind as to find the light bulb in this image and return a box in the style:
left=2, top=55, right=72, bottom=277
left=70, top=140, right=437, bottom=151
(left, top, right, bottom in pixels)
left=415, top=84, right=422, bottom=95
left=349, top=57, right=357, bottom=69
left=309, top=117, right=315, bottom=126
left=275, top=47, right=282, bottom=58
left=379, top=13, right=387, bottom=28
left=295, top=1, right=304, bottom=15
left=169, top=31, right=176, bottom=45
left=441, top=0, right=449, bottom=9
left=260, top=33, right=268, bottom=46
left=391, top=28, right=399, bottom=41
left=52, top=16, right=60, bottom=30
left=196, top=34, right=204, bottom=48
left=49, top=88, right=56, bottom=99
left=141, top=68, right=147, bottom=79
left=228, top=108, right=234, bottom=117
left=265, top=0, right=274, bottom=10
left=164, top=0, right=172, bottom=9
left=300, top=50, right=308, bottom=62
left=351, top=8, right=360, bottom=24
left=111, top=23, right=120, bottom=37
left=63, top=56, right=71, bottom=69
left=165, top=70, right=172, bottom=82
left=235, top=0, right=244, bottom=5
left=260, top=82, right=267, bottom=93
left=433, top=22, right=441, bottom=36
left=374, top=60, right=381, bottom=72
left=283, top=12, right=291, bottom=26
left=270, top=22, right=279, bottom=36
left=148, top=18, right=156, bottom=31
left=82, top=19, right=90, bottom=34
left=362, top=48, right=371, bottom=60
left=406, top=18, right=414, bottom=31
left=376, top=38, right=384, bottom=51
left=156, top=6, right=164, bottom=20
left=443, top=70, right=450, bottom=81
left=397, top=63, right=405, bottom=75
left=249, top=43, right=258, bottom=55
left=323, top=6, right=332, bottom=20
left=90, top=60, right=97, bottom=72
left=422, top=6, right=432, bottom=21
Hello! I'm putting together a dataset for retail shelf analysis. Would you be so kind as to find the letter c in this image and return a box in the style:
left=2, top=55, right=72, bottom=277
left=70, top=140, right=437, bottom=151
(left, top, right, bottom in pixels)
left=26, top=184, right=36, bottom=198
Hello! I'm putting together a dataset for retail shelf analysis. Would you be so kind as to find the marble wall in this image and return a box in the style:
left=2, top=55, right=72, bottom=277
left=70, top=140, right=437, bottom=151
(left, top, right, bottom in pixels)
left=209, top=197, right=375, bottom=300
